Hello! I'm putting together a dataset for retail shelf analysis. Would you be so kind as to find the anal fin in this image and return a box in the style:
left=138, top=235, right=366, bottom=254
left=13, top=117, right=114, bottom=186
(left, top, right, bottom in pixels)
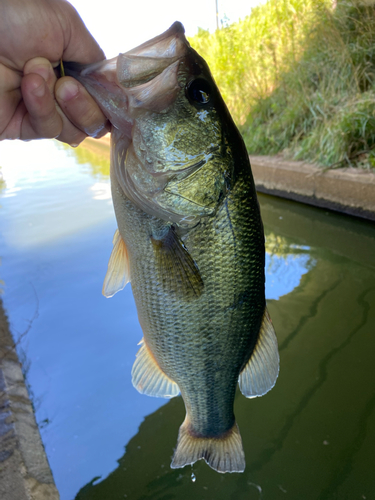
left=239, top=307, right=279, bottom=398
left=171, top=418, right=245, bottom=473
left=132, top=339, right=180, bottom=398
left=102, top=229, right=130, bottom=298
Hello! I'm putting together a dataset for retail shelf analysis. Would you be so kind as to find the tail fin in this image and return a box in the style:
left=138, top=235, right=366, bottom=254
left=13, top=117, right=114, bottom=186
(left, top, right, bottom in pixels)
left=171, top=418, right=245, bottom=473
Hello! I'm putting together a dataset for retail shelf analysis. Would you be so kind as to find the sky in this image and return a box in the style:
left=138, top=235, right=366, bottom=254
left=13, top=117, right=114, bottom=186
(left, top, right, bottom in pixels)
left=69, top=0, right=266, bottom=58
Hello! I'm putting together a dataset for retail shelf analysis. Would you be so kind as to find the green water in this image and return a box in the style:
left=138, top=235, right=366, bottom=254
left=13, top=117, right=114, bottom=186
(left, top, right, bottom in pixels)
left=0, top=140, right=374, bottom=499
left=74, top=197, right=375, bottom=500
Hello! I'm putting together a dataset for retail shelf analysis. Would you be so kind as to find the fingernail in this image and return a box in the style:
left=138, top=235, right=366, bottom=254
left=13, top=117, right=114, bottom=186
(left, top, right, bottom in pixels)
left=93, top=124, right=111, bottom=138
left=57, top=80, right=79, bottom=102
left=31, top=81, right=46, bottom=98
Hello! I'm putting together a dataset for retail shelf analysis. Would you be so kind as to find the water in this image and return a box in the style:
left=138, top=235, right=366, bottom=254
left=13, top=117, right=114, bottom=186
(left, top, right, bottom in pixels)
left=1, top=139, right=375, bottom=499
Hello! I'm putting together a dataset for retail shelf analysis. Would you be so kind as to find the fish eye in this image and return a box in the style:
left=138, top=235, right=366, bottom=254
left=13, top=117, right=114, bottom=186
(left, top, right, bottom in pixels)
left=186, top=78, right=211, bottom=105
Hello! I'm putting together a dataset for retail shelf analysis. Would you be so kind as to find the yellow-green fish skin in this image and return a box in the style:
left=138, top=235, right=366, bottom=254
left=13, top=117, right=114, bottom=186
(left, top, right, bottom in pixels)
left=64, top=21, right=278, bottom=473
left=111, top=145, right=265, bottom=439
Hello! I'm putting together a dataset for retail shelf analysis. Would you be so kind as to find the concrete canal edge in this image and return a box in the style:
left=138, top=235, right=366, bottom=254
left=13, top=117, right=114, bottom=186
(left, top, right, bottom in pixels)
left=0, top=300, right=59, bottom=500
left=250, top=155, right=375, bottom=221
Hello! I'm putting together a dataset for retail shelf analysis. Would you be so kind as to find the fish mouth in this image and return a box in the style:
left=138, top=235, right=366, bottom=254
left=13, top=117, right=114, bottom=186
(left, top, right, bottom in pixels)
left=121, top=21, right=187, bottom=67
left=64, top=22, right=190, bottom=127
left=125, top=21, right=186, bottom=57
left=82, top=21, right=188, bottom=87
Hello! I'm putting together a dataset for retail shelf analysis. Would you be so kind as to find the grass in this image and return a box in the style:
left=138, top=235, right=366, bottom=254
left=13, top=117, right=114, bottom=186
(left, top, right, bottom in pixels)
left=189, top=0, right=375, bottom=169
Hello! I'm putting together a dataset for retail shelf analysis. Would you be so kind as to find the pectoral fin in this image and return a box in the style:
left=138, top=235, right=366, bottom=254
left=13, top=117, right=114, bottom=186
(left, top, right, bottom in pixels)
left=239, top=308, right=279, bottom=398
left=151, top=227, right=204, bottom=298
left=132, top=339, right=180, bottom=398
left=102, top=229, right=130, bottom=298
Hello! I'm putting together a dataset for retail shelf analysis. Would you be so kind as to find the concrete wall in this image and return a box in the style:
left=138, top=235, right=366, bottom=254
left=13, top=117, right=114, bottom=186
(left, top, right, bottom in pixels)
left=251, top=155, right=375, bottom=222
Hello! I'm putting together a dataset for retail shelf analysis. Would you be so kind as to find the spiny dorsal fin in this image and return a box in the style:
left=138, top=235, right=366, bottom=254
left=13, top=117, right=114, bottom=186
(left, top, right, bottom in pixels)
left=239, top=307, right=279, bottom=398
left=151, top=227, right=204, bottom=298
left=171, top=418, right=245, bottom=473
left=102, top=229, right=130, bottom=298
left=132, top=339, right=180, bottom=398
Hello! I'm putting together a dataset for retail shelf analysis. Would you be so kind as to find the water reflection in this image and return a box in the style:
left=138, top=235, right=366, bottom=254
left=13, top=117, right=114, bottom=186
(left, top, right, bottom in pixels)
left=0, top=167, right=5, bottom=293
left=0, top=166, right=6, bottom=193
left=59, top=136, right=111, bottom=179
left=0, top=139, right=374, bottom=500
left=265, top=232, right=315, bottom=300
left=0, top=140, right=113, bottom=248
left=75, top=197, right=375, bottom=500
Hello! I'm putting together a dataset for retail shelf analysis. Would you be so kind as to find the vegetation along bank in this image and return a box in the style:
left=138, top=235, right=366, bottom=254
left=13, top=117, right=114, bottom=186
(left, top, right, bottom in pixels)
left=189, top=0, right=375, bottom=171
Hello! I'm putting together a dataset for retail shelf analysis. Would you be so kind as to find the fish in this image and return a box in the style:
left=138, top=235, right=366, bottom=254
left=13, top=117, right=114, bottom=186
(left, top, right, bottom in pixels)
left=64, top=21, right=279, bottom=473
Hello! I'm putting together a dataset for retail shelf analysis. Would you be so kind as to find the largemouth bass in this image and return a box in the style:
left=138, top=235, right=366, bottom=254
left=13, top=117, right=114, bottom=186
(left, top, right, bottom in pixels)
left=65, top=22, right=279, bottom=473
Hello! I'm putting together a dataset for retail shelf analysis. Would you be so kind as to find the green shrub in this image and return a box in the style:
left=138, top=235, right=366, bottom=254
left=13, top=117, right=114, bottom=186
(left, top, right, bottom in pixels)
left=189, top=0, right=375, bottom=169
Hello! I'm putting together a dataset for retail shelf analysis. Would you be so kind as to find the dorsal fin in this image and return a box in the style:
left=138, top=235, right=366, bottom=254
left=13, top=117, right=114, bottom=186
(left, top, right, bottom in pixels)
left=239, top=308, right=279, bottom=398
left=132, top=339, right=180, bottom=398
left=102, top=229, right=130, bottom=298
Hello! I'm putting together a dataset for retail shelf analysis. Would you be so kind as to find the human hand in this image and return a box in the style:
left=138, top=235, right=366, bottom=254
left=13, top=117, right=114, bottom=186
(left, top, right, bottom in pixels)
left=0, top=0, right=109, bottom=145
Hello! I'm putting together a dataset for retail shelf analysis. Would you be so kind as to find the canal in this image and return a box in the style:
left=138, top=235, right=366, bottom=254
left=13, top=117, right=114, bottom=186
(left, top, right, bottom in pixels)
left=0, top=139, right=374, bottom=499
